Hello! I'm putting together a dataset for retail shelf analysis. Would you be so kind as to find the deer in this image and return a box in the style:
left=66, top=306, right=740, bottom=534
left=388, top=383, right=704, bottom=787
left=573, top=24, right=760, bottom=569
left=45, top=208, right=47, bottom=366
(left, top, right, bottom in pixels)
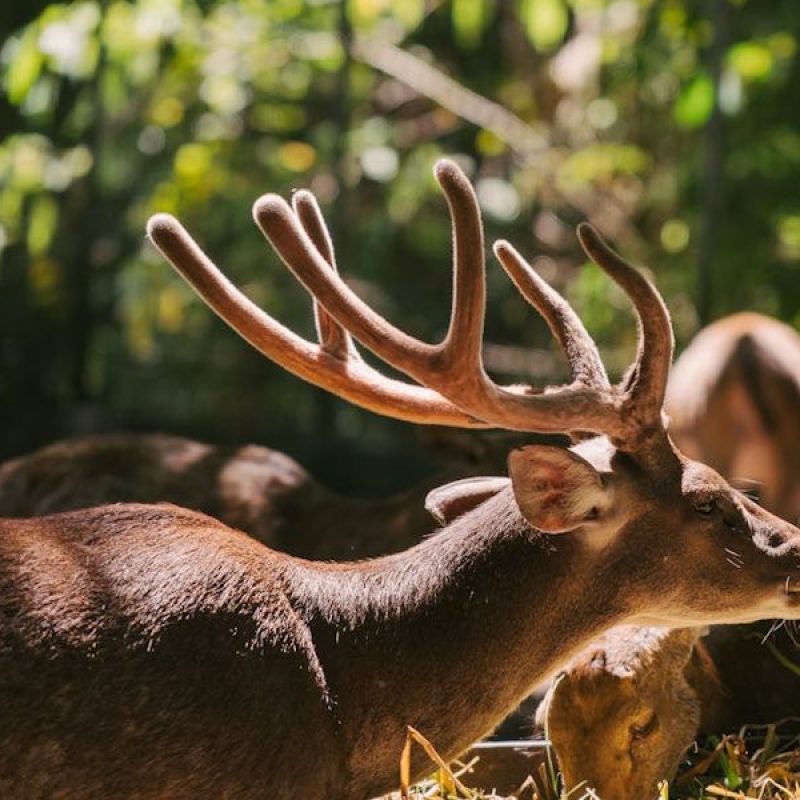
left=537, top=621, right=800, bottom=800
left=0, top=429, right=528, bottom=560
left=537, top=312, right=800, bottom=800
left=2, top=160, right=800, bottom=799
left=668, top=312, right=800, bottom=524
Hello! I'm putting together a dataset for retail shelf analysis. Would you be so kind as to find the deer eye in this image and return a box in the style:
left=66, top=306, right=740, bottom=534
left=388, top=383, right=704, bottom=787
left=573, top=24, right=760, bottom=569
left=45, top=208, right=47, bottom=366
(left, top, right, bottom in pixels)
left=630, top=712, right=658, bottom=741
left=694, top=499, right=717, bottom=515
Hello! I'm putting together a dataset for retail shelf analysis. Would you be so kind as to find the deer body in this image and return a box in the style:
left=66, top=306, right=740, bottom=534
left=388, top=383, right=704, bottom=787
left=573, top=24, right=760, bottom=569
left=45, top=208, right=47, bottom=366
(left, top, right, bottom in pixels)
left=0, top=497, right=621, bottom=798
left=3, top=160, right=800, bottom=797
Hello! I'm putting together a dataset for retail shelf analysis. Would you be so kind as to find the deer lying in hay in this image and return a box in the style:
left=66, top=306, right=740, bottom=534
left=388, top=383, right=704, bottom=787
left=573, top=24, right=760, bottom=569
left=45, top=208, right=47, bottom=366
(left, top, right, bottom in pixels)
left=1, top=162, right=800, bottom=799
left=538, top=312, right=800, bottom=800
left=0, top=429, right=526, bottom=560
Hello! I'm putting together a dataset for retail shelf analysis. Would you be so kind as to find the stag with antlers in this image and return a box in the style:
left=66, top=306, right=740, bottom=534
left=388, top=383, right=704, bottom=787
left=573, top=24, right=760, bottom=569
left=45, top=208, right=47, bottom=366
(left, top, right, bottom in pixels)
left=0, top=162, right=798, bottom=799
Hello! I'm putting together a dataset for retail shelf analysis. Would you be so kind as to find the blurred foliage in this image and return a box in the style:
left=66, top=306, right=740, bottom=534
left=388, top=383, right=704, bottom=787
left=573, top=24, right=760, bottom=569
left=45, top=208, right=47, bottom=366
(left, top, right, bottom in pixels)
left=0, top=0, right=798, bottom=489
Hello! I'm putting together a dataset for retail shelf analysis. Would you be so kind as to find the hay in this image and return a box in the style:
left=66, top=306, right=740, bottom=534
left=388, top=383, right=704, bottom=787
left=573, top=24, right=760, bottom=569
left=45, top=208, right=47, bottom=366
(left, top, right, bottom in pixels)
left=384, top=721, right=800, bottom=800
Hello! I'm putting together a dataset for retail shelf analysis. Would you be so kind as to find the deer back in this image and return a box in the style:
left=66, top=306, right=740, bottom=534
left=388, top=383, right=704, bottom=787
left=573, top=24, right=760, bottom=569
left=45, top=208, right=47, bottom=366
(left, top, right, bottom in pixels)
left=667, top=312, right=800, bottom=522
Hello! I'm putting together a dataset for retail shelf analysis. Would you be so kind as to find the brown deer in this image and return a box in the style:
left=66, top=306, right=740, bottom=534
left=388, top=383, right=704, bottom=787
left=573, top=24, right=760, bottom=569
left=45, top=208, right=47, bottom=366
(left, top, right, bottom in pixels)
left=538, top=621, right=800, bottom=800
left=538, top=312, right=800, bottom=800
left=668, top=312, right=800, bottom=524
left=0, top=429, right=526, bottom=560
left=1, top=161, right=800, bottom=799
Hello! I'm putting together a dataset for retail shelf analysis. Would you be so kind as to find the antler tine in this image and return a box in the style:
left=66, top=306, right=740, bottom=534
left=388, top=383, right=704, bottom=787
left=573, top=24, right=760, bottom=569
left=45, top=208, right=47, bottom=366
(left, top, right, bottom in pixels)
left=493, top=240, right=610, bottom=391
left=146, top=213, right=484, bottom=428
left=291, top=191, right=355, bottom=361
left=576, top=224, right=674, bottom=430
left=252, top=194, right=440, bottom=382
left=254, top=165, right=490, bottom=390
left=434, top=160, right=486, bottom=378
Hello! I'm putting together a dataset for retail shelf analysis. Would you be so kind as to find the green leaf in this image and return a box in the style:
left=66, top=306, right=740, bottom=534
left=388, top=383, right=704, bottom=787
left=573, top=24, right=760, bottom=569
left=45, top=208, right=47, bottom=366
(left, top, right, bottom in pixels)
left=27, top=194, right=58, bottom=257
left=452, top=0, right=492, bottom=50
left=674, top=73, right=714, bottom=129
left=4, top=31, right=44, bottom=105
left=520, top=0, right=568, bottom=53
left=728, top=41, right=774, bottom=81
left=390, top=0, right=424, bottom=31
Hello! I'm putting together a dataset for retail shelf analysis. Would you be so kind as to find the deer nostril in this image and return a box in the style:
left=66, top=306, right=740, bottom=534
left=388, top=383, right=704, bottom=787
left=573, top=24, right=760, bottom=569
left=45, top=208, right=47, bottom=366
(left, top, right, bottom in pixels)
left=768, top=532, right=785, bottom=549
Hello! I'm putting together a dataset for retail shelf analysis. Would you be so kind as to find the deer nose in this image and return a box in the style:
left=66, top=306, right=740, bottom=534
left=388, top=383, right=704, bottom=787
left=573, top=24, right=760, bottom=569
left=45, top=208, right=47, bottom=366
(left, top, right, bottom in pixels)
left=767, top=531, right=786, bottom=550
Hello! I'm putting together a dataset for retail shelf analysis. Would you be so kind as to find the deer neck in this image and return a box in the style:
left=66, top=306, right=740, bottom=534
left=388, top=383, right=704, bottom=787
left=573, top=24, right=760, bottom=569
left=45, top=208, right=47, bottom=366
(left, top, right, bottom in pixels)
left=286, top=489, right=628, bottom=794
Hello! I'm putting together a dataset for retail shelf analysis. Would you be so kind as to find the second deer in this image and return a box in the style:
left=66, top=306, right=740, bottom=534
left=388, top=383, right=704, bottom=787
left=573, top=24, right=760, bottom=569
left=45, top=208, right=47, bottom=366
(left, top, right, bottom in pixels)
left=1, top=162, right=800, bottom=798
left=0, top=429, right=523, bottom=559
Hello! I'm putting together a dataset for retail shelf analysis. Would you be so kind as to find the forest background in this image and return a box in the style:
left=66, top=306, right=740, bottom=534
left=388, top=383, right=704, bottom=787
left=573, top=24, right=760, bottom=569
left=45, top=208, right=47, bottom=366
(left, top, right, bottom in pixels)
left=1, top=0, right=797, bottom=493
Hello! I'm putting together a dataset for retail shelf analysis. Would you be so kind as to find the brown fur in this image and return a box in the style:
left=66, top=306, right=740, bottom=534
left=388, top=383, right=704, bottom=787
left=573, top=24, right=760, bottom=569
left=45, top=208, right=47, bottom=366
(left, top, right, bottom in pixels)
left=2, top=433, right=800, bottom=797
left=668, top=312, right=800, bottom=523
left=0, top=432, right=519, bottom=559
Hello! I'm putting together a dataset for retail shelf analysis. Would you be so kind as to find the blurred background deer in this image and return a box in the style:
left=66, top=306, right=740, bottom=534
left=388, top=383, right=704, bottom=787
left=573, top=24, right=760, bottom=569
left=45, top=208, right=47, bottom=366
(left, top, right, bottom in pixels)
left=538, top=312, right=800, bottom=800
left=0, top=429, right=540, bottom=560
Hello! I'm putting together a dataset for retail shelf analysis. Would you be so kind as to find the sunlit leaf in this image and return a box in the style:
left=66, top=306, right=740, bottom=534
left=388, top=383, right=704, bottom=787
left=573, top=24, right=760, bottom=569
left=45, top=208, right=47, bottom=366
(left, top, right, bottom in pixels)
left=4, top=31, right=44, bottom=105
left=277, top=141, right=316, bottom=172
left=27, top=195, right=58, bottom=256
left=174, top=143, right=212, bottom=182
left=475, top=129, right=506, bottom=157
left=777, top=215, right=800, bottom=260
left=520, top=0, right=569, bottom=53
left=451, top=0, right=492, bottom=50
left=728, top=41, right=774, bottom=81
left=557, top=142, right=650, bottom=189
left=674, top=72, right=714, bottom=129
left=660, top=219, right=690, bottom=254
left=12, top=137, right=47, bottom=192
left=390, top=0, right=424, bottom=31
left=349, top=0, right=382, bottom=29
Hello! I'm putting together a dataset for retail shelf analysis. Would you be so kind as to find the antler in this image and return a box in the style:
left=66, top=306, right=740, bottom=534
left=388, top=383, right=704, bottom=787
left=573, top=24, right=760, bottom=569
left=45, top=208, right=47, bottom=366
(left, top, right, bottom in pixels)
left=146, top=213, right=483, bottom=428
left=147, top=160, right=673, bottom=448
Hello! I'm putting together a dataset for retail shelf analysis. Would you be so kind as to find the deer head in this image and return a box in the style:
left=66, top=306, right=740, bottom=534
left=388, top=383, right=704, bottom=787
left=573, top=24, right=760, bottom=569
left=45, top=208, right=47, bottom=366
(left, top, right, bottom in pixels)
left=537, top=626, right=707, bottom=799
left=535, top=311, right=800, bottom=800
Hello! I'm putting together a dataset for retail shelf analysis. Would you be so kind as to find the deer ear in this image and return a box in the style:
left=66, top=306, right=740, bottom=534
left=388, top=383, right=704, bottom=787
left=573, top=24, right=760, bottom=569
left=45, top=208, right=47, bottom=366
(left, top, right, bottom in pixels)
left=425, top=477, right=510, bottom=525
left=508, top=445, right=608, bottom=533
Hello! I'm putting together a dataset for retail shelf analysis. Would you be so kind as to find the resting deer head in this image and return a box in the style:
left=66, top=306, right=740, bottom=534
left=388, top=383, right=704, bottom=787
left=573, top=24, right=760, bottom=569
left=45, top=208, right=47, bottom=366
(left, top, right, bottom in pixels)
left=7, top=160, right=794, bottom=799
